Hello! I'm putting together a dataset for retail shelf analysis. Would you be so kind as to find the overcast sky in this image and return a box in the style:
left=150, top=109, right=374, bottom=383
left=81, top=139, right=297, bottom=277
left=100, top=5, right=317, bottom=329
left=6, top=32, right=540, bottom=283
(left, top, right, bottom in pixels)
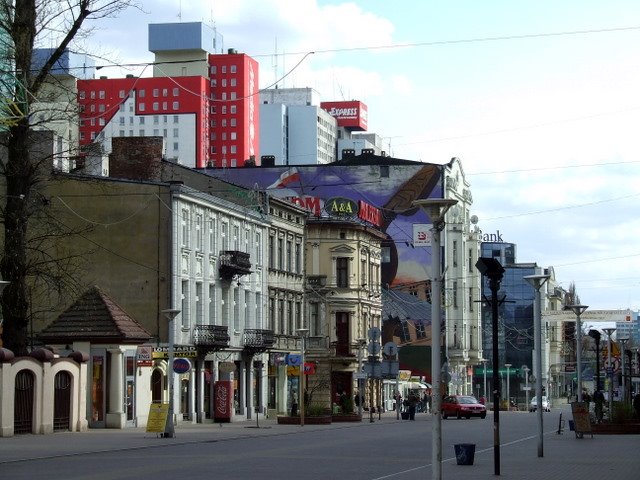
left=79, top=0, right=640, bottom=311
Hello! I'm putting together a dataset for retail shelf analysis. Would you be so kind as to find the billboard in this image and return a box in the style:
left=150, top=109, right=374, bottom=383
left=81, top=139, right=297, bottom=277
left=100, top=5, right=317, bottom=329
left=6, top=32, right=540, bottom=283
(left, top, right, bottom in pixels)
left=320, top=101, right=368, bottom=131
left=207, top=161, right=444, bottom=286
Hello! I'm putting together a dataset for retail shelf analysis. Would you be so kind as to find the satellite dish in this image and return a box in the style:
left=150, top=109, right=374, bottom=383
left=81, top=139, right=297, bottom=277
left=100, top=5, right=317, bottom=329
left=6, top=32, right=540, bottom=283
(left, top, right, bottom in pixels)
left=470, top=215, right=478, bottom=224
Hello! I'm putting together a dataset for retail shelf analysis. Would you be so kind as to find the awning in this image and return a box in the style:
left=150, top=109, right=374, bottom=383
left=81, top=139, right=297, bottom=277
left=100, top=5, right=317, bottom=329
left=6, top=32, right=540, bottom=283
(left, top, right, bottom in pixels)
left=407, top=381, right=431, bottom=390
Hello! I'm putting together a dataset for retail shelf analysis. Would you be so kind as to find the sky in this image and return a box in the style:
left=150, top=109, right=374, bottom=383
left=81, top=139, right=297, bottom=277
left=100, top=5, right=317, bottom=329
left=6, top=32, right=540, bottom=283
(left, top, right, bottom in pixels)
left=76, top=0, right=640, bottom=311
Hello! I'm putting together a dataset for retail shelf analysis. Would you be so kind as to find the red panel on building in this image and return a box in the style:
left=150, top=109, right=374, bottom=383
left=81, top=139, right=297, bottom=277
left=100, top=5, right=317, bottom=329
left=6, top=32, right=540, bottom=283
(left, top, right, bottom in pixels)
left=320, top=100, right=368, bottom=131
left=214, top=380, right=233, bottom=422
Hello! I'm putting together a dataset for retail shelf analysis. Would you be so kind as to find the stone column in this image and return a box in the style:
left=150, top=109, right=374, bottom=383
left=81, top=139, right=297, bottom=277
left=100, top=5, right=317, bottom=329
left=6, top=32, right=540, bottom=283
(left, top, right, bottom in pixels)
left=106, top=347, right=126, bottom=428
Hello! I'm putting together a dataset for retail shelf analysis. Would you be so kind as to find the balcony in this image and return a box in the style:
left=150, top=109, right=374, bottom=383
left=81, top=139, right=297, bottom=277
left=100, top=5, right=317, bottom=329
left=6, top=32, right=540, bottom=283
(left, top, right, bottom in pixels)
left=193, top=325, right=230, bottom=355
left=243, top=328, right=275, bottom=354
left=307, top=275, right=327, bottom=288
left=219, top=250, right=251, bottom=279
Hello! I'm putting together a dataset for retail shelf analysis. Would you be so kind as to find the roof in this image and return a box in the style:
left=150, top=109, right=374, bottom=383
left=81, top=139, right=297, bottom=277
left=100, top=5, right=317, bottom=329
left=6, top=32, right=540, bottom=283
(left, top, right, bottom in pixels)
left=38, top=286, right=152, bottom=344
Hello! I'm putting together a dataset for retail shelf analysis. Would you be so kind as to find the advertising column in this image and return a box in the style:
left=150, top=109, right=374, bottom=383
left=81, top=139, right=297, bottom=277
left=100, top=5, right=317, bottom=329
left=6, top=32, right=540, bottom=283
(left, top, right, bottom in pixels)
left=214, top=380, right=233, bottom=422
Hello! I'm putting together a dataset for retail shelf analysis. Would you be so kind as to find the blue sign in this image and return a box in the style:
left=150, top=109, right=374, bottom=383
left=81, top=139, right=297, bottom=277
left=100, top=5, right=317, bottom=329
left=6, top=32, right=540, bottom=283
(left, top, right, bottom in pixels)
left=173, top=358, right=191, bottom=374
left=286, top=354, right=302, bottom=366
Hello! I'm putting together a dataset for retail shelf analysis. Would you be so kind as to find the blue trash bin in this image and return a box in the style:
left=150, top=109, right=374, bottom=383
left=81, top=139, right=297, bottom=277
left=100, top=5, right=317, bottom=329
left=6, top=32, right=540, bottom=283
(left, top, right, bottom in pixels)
left=454, top=444, right=476, bottom=465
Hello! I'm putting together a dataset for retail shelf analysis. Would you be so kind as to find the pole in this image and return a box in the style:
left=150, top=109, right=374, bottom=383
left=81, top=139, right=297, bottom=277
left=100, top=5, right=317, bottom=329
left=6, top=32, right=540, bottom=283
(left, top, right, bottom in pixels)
left=619, top=338, right=628, bottom=404
left=576, top=312, right=583, bottom=402
left=430, top=221, right=443, bottom=480
left=603, top=328, right=615, bottom=421
left=483, top=360, right=487, bottom=400
left=161, top=309, right=180, bottom=439
left=299, top=332, right=306, bottom=427
left=524, top=367, right=529, bottom=409
left=395, top=376, right=400, bottom=420
left=490, top=274, right=501, bottom=474
left=533, top=285, right=544, bottom=457
left=357, top=339, right=364, bottom=418
left=505, top=363, right=511, bottom=409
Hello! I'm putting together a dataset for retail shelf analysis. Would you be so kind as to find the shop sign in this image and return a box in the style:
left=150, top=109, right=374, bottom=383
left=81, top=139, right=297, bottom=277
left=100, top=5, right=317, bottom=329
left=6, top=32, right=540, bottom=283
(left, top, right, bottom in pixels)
left=173, top=358, right=191, bottom=374
left=219, top=361, right=236, bottom=373
left=153, top=345, right=197, bottom=359
left=325, top=197, right=359, bottom=217
left=136, top=344, right=153, bottom=367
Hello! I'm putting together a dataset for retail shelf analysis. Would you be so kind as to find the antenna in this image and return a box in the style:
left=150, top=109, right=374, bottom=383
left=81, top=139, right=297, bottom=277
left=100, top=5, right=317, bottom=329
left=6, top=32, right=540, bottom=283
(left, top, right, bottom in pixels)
left=273, top=38, right=278, bottom=88
left=178, top=0, right=182, bottom=20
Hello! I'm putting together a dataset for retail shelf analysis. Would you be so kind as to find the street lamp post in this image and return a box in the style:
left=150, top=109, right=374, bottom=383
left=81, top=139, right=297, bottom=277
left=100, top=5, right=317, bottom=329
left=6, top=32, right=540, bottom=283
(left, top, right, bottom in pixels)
left=161, top=308, right=181, bottom=439
left=476, top=257, right=505, bottom=476
left=357, top=337, right=366, bottom=418
left=565, top=305, right=588, bottom=402
left=602, top=327, right=616, bottom=421
left=524, top=273, right=550, bottom=458
left=413, top=198, right=457, bottom=480
left=588, top=330, right=602, bottom=392
left=297, top=328, right=309, bottom=427
left=505, top=363, right=512, bottom=409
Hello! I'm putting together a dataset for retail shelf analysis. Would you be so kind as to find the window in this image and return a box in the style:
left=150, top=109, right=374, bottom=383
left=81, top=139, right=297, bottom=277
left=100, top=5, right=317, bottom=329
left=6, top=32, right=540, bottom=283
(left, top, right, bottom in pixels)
left=295, top=301, right=302, bottom=331
left=195, top=283, right=203, bottom=324
left=230, top=105, right=237, bottom=114
left=230, top=132, right=237, bottom=140
left=469, top=288, right=474, bottom=312
left=230, top=145, right=237, bottom=154
left=310, top=302, right=320, bottom=336
left=230, top=78, right=237, bottom=87
left=210, top=65, right=217, bottom=74
left=295, top=243, right=301, bottom=273
left=119, top=90, right=126, bottom=98
left=99, top=118, right=105, bottom=126
left=79, top=91, right=85, bottom=99
left=162, top=88, right=168, bottom=97
left=277, top=238, right=284, bottom=269
left=172, top=102, right=179, bottom=110
left=233, top=225, right=239, bottom=250
left=268, top=234, right=275, bottom=268
left=139, top=89, right=145, bottom=98
left=286, top=240, right=292, bottom=272
left=209, top=218, right=216, bottom=253
left=153, top=102, right=159, bottom=111
left=162, top=102, right=167, bottom=110
left=244, top=290, right=251, bottom=328
left=222, top=66, right=227, bottom=74
left=139, top=117, right=145, bottom=124
left=230, top=65, right=237, bottom=73
left=278, top=299, right=285, bottom=334
left=195, top=214, right=203, bottom=251
left=255, top=293, right=262, bottom=328
left=153, top=89, right=159, bottom=97
left=99, top=104, right=105, bottom=112
left=230, top=118, right=237, bottom=127
left=453, top=281, right=458, bottom=308
left=181, top=208, right=190, bottom=247
left=99, top=90, right=105, bottom=99
left=173, top=142, right=178, bottom=151
left=181, top=280, right=190, bottom=328
left=452, top=240, right=458, bottom=267
left=233, top=288, right=240, bottom=331
left=173, top=88, right=179, bottom=96
left=139, top=129, right=144, bottom=136
left=173, top=115, right=179, bottom=124
left=255, top=232, right=262, bottom=264
left=209, top=285, right=216, bottom=324
left=173, top=128, right=179, bottom=138
left=287, top=300, right=293, bottom=335
left=221, top=287, right=229, bottom=326
left=268, top=297, right=275, bottom=330
left=221, top=222, right=228, bottom=250
left=336, top=257, right=349, bottom=287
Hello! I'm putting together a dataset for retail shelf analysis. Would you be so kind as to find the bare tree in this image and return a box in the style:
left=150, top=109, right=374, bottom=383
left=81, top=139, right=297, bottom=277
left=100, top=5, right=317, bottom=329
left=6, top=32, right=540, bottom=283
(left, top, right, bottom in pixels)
left=0, top=0, right=138, bottom=355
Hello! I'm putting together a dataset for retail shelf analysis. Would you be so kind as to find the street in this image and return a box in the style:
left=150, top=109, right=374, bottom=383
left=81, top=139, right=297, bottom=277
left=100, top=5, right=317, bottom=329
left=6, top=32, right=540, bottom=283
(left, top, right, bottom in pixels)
left=1, top=403, right=638, bottom=479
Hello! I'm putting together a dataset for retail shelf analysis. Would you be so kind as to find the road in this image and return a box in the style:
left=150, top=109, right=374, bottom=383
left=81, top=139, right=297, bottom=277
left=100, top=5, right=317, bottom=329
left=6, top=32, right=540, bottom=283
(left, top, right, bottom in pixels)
left=1, top=403, right=638, bottom=479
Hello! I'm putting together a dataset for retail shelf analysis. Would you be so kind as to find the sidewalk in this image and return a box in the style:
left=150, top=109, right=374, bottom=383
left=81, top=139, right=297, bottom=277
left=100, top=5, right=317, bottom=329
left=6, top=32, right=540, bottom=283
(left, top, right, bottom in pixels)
left=1, top=411, right=638, bottom=479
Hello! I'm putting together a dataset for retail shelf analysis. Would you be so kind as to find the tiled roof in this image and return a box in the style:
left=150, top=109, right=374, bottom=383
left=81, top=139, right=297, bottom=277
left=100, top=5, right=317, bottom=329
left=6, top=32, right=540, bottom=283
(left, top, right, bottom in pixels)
left=38, top=286, right=151, bottom=344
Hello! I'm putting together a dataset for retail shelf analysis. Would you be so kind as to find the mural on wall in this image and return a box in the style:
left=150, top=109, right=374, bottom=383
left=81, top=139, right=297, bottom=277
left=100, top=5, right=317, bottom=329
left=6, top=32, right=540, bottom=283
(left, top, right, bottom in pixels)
left=207, top=161, right=444, bottom=286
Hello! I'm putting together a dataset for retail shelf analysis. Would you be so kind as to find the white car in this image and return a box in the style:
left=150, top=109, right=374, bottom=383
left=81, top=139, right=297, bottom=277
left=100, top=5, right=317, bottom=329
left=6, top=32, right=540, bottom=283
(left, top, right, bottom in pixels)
left=529, top=396, right=551, bottom=412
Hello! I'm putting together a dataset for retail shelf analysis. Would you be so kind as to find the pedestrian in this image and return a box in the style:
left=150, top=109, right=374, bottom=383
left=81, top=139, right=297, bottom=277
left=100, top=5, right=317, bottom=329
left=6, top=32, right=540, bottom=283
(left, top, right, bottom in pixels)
left=408, top=392, right=418, bottom=420
left=633, top=392, right=640, bottom=420
left=593, top=389, right=605, bottom=423
left=290, top=390, right=298, bottom=417
left=583, top=390, right=591, bottom=412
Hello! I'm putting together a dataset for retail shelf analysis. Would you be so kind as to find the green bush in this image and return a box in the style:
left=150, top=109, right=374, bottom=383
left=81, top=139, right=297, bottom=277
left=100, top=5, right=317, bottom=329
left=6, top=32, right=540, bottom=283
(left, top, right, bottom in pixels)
left=611, top=402, right=635, bottom=423
left=306, top=404, right=327, bottom=417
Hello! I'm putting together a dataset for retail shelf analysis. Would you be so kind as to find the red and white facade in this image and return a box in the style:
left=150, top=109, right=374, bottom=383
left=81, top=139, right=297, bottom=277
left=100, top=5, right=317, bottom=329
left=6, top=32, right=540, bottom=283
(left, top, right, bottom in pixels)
left=77, top=52, right=259, bottom=169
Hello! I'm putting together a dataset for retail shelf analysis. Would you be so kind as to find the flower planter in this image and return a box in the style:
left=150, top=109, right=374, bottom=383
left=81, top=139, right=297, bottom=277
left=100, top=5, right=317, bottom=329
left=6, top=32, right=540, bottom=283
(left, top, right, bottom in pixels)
left=331, top=414, right=362, bottom=422
left=276, top=415, right=332, bottom=425
left=591, top=423, right=640, bottom=434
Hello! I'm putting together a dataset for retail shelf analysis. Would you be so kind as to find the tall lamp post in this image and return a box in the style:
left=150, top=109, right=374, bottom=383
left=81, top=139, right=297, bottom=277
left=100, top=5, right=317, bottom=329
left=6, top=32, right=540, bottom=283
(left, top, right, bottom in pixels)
left=357, top=337, right=366, bottom=418
left=413, top=198, right=457, bottom=480
left=602, top=327, right=616, bottom=420
left=476, top=257, right=505, bottom=476
left=588, top=330, right=602, bottom=392
left=565, top=304, right=588, bottom=402
left=297, top=328, right=309, bottom=427
left=524, top=273, right=550, bottom=458
left=161, top=308, right=181, bottom=439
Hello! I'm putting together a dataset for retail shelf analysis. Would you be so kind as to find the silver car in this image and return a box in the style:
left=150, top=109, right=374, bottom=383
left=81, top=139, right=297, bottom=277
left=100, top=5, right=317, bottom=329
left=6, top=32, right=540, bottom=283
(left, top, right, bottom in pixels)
left=529, top=395, right=551, bottom=412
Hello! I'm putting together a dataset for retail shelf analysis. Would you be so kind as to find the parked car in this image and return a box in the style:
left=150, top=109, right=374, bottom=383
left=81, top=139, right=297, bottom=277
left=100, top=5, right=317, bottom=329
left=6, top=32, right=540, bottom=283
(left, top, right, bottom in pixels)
left=442, top=395, right=487, bottom=419
left=529, top=396, right=551, bottom=412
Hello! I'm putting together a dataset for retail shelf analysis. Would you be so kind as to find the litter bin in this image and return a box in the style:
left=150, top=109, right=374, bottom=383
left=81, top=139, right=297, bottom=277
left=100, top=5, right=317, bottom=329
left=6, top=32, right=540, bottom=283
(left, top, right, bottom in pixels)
left=454, top=443, right=476, bottom=465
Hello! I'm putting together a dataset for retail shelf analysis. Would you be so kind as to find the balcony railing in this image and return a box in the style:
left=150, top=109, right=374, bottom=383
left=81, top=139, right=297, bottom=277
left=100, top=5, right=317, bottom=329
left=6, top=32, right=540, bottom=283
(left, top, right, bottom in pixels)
left=193, top=325, right=230, bottom=354
left=243, top=328, right=275, bottom=353
left=219, top=250, right=251, bottom=279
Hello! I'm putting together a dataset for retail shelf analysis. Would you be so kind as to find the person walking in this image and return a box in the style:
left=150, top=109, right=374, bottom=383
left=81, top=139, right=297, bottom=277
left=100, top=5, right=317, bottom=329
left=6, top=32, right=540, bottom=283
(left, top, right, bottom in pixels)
left=593, top=389, right=605, bottom=423
left=408, top=392, right=418, bottom=420
left=290, top=390, right=298, bottom=417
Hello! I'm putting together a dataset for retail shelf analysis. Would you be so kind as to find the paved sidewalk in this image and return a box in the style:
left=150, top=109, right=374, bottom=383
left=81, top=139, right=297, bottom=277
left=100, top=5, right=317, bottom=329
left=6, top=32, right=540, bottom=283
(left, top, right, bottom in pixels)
left=1, top=411, right=638, bottom=479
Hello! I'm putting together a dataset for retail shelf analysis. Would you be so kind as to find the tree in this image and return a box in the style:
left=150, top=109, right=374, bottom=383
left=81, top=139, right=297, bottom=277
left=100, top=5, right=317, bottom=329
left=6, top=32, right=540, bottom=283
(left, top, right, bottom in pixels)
left=0, top=1, right=137, bottom=355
